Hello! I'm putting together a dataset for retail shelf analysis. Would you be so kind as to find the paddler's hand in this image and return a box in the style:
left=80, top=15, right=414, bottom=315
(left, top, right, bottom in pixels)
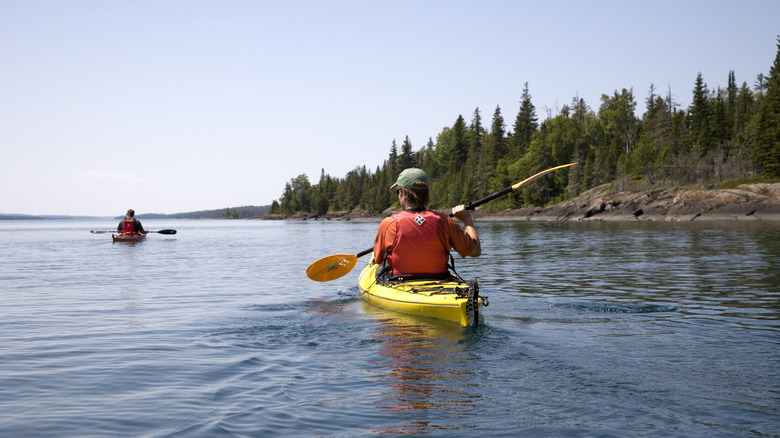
left=452, top=204, right=480, bottom=256
left=452, top=205, right=474, bottom=226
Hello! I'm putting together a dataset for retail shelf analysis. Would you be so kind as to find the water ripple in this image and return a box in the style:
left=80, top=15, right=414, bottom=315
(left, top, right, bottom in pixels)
left=1, top=220, right=778, bottom=437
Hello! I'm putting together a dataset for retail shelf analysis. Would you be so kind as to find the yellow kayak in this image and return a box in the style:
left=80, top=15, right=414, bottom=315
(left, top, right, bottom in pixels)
left=357, top=258, right=487, bottom=327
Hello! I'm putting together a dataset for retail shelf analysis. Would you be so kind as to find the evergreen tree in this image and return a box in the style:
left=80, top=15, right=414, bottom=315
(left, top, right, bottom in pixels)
left=468, top=107, right=484, bottom=165
left=279, top=181, right=294, bottom=214
left=311, top=169, right=330, bottom=215
left=513, top=115, right=579, bottom=206
left=689, top=73, right=714, bottom=154
left=486, top=105, right=507, bottom=165
left=398, top=136, right=416, bottom=170
left=510, top=82, right=538, bottom=160
left=634, top=84, right=669, bottom=179
left=734, top=81, right=756, bottom=137
left=466, top=108, right=485, bottom=197
left=726, top=70, right=738, bottom=135
left=597, top=88, right=638, bottom=181
left=710, top=87, right=730, bottom=151
left=661, top=85, right=687, bottom=163
left=749, top=36, right=780, bottom=177
left=278, top=175, right=312, bottom=214
left=388, top=139, right=399, bottom=176
left=417, top=138, right=436, bottom=176
left=570, top=95, right=590, bottom=123
left=568, top=95, right=598, bottom=193
left=450, top=114, right=469, bottom=166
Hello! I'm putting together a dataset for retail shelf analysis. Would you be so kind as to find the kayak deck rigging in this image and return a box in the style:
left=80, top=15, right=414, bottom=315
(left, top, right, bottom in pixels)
left=358, top=259, right=487, bottom=327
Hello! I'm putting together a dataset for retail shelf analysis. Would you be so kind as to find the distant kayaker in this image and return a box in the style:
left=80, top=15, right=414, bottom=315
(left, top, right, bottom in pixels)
left=117, top=209, right=147, bottom=234
left=373, top=168, right=481, bottom=277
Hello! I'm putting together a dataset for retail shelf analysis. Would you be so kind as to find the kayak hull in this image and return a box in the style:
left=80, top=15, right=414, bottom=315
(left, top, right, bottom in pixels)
left=112, top=233, right=146, bottom=243
left=357, top=260, right=485, bottom=327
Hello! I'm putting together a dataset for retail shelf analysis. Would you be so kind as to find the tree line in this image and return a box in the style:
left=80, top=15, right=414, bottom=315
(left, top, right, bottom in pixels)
left=140, top=205, right=270, bottom=219
left=270, top=38, right=780, bottom=216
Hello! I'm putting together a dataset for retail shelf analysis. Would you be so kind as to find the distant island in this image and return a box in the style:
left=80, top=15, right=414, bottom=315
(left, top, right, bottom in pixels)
left=0, top=214, right=109, bottom=220
left=0, top=205, right=272, bottom=221
left=133, top=205, right=271, bottom=220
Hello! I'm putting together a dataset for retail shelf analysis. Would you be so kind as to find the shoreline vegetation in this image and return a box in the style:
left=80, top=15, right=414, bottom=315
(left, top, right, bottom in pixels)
left=269, top=38, right=780, bottom=224
left=2, top=184, right=777, bottom=222
left=263, top=183, right=780, bottom=223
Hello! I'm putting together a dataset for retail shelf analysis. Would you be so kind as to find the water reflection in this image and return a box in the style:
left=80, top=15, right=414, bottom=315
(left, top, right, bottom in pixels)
left=474, top=221, right=780, bottom=331
left=357, top=301, right=480, bottom=434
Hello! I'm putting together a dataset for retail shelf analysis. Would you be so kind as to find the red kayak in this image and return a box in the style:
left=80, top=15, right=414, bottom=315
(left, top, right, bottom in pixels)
left=112, top=233, right=146, bottom=243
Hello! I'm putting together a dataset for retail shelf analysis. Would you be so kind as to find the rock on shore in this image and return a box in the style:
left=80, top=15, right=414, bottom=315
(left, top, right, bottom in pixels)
left=476, top=183, right=780, bottom=222
left=262, top=183, right=780, bottom=222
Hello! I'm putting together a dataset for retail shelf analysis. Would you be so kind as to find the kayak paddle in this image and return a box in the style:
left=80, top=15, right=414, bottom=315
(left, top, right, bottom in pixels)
left=306, top=162, right=578, bottom=282
left=305, top=248, right=373, bottom=283
left=90, top=229, right=177, bottom=234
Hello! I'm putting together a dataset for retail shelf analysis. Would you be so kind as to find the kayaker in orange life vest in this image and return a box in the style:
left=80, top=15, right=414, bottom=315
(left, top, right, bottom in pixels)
left=117, top=209, right=147, bottom=234
left=373, top=168, right=481, bottom=277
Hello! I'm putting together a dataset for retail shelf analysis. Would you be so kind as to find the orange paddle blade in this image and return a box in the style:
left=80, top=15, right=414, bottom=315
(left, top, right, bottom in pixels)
left=306, top=254, right=359, bottom=282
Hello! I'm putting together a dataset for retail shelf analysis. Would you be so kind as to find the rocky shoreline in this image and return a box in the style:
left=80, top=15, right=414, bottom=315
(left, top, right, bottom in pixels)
left=264, top=183, right=780, bottom=223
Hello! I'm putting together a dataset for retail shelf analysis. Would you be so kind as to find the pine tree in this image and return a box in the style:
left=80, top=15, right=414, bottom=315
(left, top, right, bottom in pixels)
left=634, top=84, right=669, bottom=178
left=417, top=138, right=436, bottom=177
left=726, top=70, right=738, bottom=135
left=597, top=88, right=638, bottom=181
left=468, top=107, right=484, bottom=164
left=568, top=94, right=596, bottom=192
left=734, top=81, right=756, bottom=137
left=689, top=73, right=714, bottom=154
left=510, top=82, right=538, bottom=160
left=466, top=108, right=485, bottom=197
left=570, top=95, right=590, bottom=123
left=710, top=88, right=730, bottom=151
left=749, top=36, right=780, bottom=177
left=487, top=105, right=506, bottom=165
left=398, top=136, right=416, bottom=170
left=450, top=115, right=469, bottom=166
left=388, top=139, right=399, bottom=176
left=312, top=169, right=330, bottom=215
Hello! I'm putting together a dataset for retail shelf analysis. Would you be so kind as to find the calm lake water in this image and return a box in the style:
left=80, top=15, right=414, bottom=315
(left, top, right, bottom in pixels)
left=1, top=219, right=778, bottom=437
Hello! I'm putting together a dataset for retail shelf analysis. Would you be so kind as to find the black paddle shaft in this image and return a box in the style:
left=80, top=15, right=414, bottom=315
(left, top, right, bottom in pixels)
left=357, top=185, right=514, bottom=258
left=464, top=186, right=513, bottom=212
left=316, top=163, right=577, bottom=279
left=354, top=187, right=511, bottom=259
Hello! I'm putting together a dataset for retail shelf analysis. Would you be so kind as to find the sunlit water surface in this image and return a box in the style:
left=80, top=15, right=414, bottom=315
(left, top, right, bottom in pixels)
left=1, top=219, right=778, bottom=437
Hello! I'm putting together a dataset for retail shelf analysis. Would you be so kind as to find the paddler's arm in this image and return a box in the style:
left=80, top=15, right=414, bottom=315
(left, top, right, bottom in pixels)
left=373, top=217, right=396, bottom=263
left=452, top=205, right=481, bottom=257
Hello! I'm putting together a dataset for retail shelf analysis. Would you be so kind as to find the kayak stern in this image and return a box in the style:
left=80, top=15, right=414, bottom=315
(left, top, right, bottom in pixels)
left=357, top=260, right=485, bottom=326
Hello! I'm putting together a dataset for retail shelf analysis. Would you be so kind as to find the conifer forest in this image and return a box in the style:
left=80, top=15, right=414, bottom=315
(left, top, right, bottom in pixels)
left=271, top=38, right=780, bottom=216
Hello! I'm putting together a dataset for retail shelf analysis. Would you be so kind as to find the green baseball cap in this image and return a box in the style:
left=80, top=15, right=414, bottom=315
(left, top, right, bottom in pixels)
left=391, top=168, right=428, bottom=191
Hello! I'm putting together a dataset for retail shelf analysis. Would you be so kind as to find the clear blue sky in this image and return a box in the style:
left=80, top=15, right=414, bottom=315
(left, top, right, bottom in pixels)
left=2, top=0, right=778, bottom=216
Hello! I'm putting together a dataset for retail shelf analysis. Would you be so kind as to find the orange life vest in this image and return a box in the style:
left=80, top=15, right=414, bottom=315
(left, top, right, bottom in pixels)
left=122, top=219, right=137, bottom=233
left=387, top=210, right=450, bottom=276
